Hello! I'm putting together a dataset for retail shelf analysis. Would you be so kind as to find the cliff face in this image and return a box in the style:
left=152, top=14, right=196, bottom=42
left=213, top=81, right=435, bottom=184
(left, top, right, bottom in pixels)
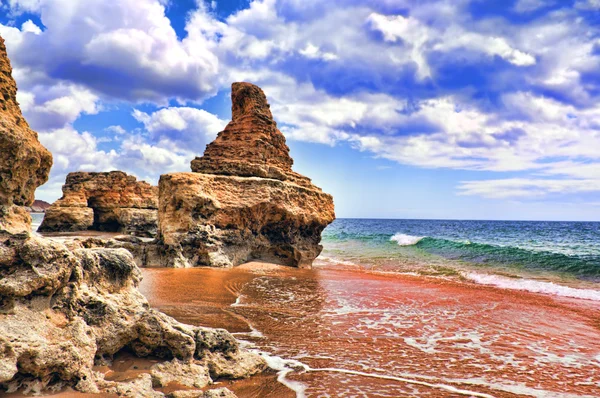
left=25, top=199, right=51, bottom=213
left=159, top=82, right=335, bottom=268
left=39, top=171, right=158, bottom=237
left=0, top=36, right=52, bottom=233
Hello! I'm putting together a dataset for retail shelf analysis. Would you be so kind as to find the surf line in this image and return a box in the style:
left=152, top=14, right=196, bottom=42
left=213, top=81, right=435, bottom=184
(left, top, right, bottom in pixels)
left=307, top=367, right=495, bottom=398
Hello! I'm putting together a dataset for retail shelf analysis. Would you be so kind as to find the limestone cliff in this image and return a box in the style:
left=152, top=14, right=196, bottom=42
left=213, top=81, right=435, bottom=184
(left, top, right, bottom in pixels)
left=0, top=36, right=52, bottom=233
left=40, top=171, right=158, bottom=237
left=159, top=82, right=335, bottom=268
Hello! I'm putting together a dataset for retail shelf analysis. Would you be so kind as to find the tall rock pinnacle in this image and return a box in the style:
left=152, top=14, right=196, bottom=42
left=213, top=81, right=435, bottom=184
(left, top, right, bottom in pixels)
left=160, top=82, right=335, bottom=268
left=191, top=82, right=311, bottom=187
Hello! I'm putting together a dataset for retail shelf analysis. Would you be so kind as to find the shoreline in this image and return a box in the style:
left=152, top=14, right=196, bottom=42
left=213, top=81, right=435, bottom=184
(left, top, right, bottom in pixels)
left=139, top=261, right=600, bottom=397
left=10, top=259, right=600, bottom=397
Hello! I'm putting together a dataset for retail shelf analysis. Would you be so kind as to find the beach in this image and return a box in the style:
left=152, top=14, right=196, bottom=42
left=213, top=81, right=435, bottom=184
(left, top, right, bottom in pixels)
left=22, top=217, right=600, bottom=397
left=137, top=261, right=600, bottom=397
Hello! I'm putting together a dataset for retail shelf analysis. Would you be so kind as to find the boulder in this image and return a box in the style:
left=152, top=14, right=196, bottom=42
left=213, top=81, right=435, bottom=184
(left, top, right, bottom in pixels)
left=40, top=171, right=158, bottom=237
left=159, top=82, right=335, bottom=268
left=0, top=35, right=52, bottom=232
left=0, top=233, right=266, bottom=395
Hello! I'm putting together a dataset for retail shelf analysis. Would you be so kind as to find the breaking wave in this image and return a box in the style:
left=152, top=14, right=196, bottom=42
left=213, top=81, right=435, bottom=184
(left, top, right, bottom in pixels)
left=390, top=233, right=425, bottom=246
left=390, top=234, right=600, bottom=280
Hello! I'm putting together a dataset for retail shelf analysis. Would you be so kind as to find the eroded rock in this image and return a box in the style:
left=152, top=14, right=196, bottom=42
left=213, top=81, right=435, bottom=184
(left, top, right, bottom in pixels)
left=0, top=39, right=265, bottom=395
left=0, top=233, right=266, bottom=395
left=159, top=82, right=335, bottom=268
left=0, top=36, right=52, bottom=232
left=40, top=171, right=158, bottom=237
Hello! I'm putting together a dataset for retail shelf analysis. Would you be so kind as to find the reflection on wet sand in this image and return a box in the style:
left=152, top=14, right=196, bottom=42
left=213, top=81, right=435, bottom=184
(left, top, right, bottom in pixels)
left=140, top=262, right=600, bottom=398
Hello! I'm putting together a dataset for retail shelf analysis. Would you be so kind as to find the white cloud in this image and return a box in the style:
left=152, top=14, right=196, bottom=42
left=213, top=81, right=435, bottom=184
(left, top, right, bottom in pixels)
left=575, top=0, right=600, bottom=9
left=132, top=106, right=226, bottom=153
left=17, top=83, right=99, bottom=130
left=2, top=0, right=223, bottom=103
left=1, top=0, right=598, bottom=204
left=458, top=178, right=600, bottom=199
left=367, top=11, right=536, bottom=80
left=513, top=0, right=554, bottom=13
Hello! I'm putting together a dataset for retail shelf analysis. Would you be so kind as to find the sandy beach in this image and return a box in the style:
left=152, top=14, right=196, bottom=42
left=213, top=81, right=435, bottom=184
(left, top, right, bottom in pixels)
left=134, top=262, right=600, bottom=397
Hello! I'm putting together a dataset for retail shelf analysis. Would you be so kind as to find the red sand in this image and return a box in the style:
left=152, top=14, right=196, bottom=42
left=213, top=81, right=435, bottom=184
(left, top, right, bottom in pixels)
left=139, top=264, right=600, bottom=397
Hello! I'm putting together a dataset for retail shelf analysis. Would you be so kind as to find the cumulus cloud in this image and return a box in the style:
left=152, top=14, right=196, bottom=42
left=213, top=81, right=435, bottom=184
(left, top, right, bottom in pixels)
left=1, top=0, right=599, bottom=204
left=132, top=106, right=227, bottom=153
left=2, top=0, right=222, bottom=103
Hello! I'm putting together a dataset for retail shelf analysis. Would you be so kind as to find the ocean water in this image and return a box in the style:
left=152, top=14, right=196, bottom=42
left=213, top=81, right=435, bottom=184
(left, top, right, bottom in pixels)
left=31, top=212, right=44, bottom=231
left=317, top=218, right=600, bottom=299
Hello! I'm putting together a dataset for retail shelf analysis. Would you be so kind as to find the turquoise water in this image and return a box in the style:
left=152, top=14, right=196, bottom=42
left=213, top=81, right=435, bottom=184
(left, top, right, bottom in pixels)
left=318, top=219, right=600, bottom=292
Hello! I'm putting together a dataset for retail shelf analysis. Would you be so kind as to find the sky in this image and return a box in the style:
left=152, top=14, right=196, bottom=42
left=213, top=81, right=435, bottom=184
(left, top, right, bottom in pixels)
left=1, top=0, right=600, bottom=221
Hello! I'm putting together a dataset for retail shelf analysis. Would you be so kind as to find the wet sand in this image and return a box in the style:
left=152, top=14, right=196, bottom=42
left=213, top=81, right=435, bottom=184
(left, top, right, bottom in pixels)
left=138, top=263, right=600, bottom=397
left=10, top=261, right=600, bottom=397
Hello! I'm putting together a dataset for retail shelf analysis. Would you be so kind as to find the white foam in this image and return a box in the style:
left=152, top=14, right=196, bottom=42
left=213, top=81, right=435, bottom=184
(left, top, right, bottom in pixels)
left=390, top=233, right=424, bottom=246
left=258, top=352, right=309, bottom=398
left=455, top=377, right=599, bottom=398
left=466, top=273, right=600, bottom=302
left=315, top=255, right=357, bottom=267
left=258, top=351, right=497, bottom=398
left=309, top=368, right=494, bottom=398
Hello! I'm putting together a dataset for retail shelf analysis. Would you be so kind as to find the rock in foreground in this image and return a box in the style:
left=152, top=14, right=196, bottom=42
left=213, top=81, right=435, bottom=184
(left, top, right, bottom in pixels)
left=0, top=233, right=265, bottom=395
left=0, top=36, right=52, bottom=233
left=0, top=35, right=265, bottom=396
left=40, top=171, right=158, bottom=237
left=159, top=82, right=335, bottom=268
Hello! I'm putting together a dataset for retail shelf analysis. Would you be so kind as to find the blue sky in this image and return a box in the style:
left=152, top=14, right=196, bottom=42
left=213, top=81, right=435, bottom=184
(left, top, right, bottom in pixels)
left=1, top=0, right=600, bottom=220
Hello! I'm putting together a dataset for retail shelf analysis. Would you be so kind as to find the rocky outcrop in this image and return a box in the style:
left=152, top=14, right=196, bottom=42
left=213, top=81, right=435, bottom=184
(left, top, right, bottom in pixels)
left=159, top=82, right=335, bottom=268
left=39, top=171, right=158, bottom=237
left=0, top=37, right=265, bottom=396
left=0, top=233, right=266, bottom=395
left=0, top=36, right=52, bottom=233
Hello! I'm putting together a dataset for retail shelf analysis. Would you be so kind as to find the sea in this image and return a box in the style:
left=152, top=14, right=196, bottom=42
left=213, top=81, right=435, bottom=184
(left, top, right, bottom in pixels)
left=138, top=219, right=600, bottom=397
left=31, top=212, right=44, bottom=231
left=317, top=218, right=600, bottom=300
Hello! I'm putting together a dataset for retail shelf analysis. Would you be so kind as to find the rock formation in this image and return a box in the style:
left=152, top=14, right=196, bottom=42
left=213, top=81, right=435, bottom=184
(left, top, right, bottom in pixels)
left=0, top=35, right=266, bottom=396
left=0, top=233, right=265, bottom=396
left=0, top=36, right=52, bottom=233
left=159, top=82, right=335, bottom=268
left=39, top=171, right=158, bottom=237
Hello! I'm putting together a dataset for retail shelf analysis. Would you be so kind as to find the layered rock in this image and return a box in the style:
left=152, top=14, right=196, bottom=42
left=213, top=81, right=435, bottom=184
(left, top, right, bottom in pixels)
left=40, top=171, right=158, bottom=237
left=0, top=36, right=52, bottom=233
left=159, top=82, right=335, bottom=268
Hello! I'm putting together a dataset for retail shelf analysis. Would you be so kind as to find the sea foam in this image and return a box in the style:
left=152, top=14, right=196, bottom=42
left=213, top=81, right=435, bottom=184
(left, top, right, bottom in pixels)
left=390, top=233, right=424, bottom=246
left=466, top=273, right=600, bottom=302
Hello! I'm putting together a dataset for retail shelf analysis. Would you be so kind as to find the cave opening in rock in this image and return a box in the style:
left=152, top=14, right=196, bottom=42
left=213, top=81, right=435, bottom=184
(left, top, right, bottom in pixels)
left=87, top=198, right=120, bottom=232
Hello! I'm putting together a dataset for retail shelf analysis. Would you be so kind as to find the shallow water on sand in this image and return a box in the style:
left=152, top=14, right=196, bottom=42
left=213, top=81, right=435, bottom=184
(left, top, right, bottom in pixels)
left=139, top=264, right=600, bottom=398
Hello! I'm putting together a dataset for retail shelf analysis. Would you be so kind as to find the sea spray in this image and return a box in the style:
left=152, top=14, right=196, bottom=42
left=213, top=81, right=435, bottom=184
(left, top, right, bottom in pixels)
left=390, top=233, right=425, bottom=246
